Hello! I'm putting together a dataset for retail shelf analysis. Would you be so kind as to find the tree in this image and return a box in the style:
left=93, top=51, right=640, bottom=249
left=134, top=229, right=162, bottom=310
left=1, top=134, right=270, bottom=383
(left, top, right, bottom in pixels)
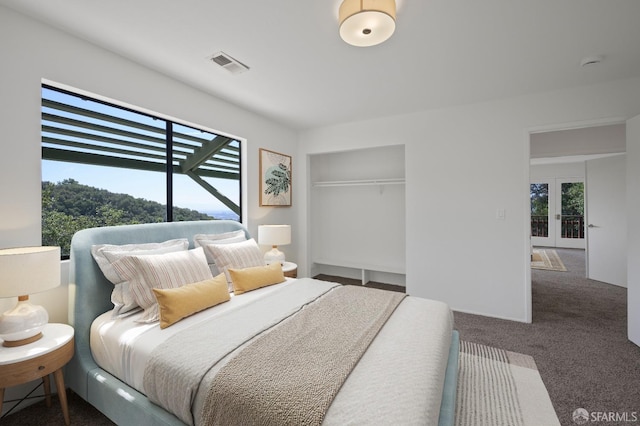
left=561, top=182, right=584, bottom=216
left=42, top=180, right=214, bottom=257
left=530, top=183, right=548, bottom=216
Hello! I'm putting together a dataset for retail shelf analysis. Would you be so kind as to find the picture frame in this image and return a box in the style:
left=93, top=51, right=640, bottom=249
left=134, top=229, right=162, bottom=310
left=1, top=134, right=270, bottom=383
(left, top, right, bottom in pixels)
left=259, top=148, right=292, bottom=207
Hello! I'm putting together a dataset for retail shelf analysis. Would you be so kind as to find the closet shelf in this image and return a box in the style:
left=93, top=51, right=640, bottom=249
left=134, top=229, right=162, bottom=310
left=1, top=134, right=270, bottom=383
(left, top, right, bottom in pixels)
left=313, top=259, right=406, bottom=276
left=312, top=178, right=405, bottom=187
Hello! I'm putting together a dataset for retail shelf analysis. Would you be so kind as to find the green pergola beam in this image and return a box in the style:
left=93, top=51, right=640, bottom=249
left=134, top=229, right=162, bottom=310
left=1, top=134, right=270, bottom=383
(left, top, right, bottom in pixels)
left=43, top=148, right=239, bottom=180
left=43, top=99, right=221, bottom=145
left=181, top=136, right=234, bottom=172
left=43, top=92, right=242, bottom=215
left=185, top=170, right=240, bottom=215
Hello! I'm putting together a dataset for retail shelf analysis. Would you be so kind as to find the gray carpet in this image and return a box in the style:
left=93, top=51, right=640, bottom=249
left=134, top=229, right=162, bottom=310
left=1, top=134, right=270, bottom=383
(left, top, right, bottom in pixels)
left=455, top=248, right=639, bottom=426
left=3, top=260, right=637, bottom=426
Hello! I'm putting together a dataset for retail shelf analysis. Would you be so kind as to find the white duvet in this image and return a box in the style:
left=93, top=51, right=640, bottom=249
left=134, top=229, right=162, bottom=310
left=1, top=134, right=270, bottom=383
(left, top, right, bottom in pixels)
left=91, top=278, right=453, bottom=425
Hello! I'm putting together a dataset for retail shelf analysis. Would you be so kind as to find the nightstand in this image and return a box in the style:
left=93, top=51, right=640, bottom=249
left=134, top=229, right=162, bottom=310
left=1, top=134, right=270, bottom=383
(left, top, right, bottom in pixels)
left=0, top=323, right=74, bottom=425
left=282, top=261, right=298, bottom=278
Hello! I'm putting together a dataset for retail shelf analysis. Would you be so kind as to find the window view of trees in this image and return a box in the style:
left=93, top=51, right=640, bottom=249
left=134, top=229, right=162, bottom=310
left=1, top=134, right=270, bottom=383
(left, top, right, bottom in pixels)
left=561, top=182, right=584, bottom=217
left=42, top=179, right=214, bottom=257
left=561, top=182, right=584, bottom=239
left=41, top=85, right=241, bottom=258
left=530, top=183, right=549, bottom=237
left=530, top=182, right=584, bottom=239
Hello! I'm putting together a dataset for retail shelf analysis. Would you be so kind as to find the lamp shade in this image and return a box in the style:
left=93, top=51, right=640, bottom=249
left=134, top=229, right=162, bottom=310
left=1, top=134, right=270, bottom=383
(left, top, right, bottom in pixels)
left=339, top=0, right=396, bottom=47
left=0, top=246, right=60, bottom=346
left=258, top=225, right=291, bottom=265
left=258, top=225, right=291, bottom=247
left=0, top=246, right=61, bottom=297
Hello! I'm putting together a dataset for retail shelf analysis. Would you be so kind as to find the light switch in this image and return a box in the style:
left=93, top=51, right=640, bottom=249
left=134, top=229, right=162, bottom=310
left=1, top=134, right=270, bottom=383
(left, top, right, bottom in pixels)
left=496, top=208, right=506, bottom=220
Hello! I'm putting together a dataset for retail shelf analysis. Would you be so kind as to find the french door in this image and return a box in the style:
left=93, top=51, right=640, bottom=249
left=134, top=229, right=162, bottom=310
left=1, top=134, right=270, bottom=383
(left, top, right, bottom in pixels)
left=531, top=178, right=585, bottom=249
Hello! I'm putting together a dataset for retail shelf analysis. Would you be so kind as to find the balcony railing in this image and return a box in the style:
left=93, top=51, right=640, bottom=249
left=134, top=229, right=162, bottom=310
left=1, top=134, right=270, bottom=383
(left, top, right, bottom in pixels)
left=531, top=215, right=548, bottom=237
left=531, top=215, right=584, bottom=239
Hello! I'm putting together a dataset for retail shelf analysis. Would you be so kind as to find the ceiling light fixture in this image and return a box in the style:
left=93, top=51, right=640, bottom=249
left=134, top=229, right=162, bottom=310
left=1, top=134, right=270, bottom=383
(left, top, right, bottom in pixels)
left=339, top=0, right=396, bottom=47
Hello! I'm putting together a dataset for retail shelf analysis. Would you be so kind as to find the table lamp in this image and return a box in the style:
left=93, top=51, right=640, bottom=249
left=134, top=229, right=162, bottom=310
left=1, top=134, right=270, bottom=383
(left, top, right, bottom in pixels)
left=0, top=246, right=61, bottom=347
left=258, top=225, right=291, bottom=265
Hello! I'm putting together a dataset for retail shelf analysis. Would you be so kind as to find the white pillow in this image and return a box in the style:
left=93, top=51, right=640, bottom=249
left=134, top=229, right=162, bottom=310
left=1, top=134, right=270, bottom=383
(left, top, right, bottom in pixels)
left=203, top=238, right=265, bottom=291
left=91, top=239, right=189, bottom=316
left=193, top=230, right=247, bottom=250
left=112, top=247, right=213, bottom=323
left=194, top=230, right=247, bottom=275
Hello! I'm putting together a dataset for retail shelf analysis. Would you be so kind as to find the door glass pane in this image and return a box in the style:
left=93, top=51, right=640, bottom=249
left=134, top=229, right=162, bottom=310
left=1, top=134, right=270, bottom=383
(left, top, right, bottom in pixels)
left=561, top=182, right=584, bottom=239
left=530, top=183, right=549, bottom=237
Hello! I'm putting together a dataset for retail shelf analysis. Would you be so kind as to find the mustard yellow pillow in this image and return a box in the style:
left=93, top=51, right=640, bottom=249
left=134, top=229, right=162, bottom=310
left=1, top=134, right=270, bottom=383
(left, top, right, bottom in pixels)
left=153, top=273, right=230, bottom=329
left=229, top=262, right=286, bottom=295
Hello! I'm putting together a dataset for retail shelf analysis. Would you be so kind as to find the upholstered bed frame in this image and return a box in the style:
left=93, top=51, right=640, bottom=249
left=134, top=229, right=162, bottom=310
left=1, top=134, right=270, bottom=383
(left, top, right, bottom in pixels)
left=66, top=220, right=459, bottom=425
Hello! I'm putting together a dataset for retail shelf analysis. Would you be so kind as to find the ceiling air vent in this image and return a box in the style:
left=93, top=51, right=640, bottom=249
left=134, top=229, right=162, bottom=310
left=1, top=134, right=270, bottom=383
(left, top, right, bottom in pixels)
left=208, top=51, right=249, bottom=75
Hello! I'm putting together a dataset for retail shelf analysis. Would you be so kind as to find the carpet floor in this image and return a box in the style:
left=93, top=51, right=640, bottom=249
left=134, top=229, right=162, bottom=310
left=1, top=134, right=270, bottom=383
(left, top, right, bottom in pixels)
left=3, top=261, right=637, bottom=426
left=455, top=248, right=639, bottom=426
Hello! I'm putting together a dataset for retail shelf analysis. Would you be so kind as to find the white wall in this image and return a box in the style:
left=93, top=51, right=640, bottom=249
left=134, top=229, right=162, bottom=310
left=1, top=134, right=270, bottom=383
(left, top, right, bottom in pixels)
left=0, top=7, right=297, bottom=331
left=298, top=77, right=640, bottom=322
left=530, top=162, right=585, bottom=181
left=627, top=115, right=640, bottom=346
left=530, top=124, right=625, bottom=158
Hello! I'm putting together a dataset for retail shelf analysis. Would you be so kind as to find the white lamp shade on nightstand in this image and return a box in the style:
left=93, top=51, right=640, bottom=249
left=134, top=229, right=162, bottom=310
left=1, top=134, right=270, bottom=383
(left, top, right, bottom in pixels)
left=0, top=246, right=61, bottom=347
left=258, top=225, right=291, bottom=265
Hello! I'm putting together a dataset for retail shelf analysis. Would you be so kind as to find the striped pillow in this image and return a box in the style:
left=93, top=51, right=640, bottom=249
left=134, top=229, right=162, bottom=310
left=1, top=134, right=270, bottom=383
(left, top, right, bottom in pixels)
left=91, top=239, right=189, bottom=317
left=193, top=230, right=247, bottom=275
left=113, top=247, right=213, bottom=323
left=203, top=238, right=264, bottom=290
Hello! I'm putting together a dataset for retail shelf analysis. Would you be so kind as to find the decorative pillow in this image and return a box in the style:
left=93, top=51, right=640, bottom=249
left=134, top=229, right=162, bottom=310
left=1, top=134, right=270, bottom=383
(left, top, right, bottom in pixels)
left=112, top=247, right=213, bottom=323
left=153, top=273, right=230, bottom=329
left=229, top=262, right=286, bottom=295
left=202, top=238, right=265, bottom=291
left=193, top=230, right=247, bottom=275
left=91, top=239, right=189, bottom=316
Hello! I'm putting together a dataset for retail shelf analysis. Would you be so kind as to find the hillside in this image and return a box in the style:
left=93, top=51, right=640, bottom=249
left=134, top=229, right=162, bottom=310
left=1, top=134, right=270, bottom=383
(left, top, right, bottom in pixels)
left=42, top=179, right=213, bottom=256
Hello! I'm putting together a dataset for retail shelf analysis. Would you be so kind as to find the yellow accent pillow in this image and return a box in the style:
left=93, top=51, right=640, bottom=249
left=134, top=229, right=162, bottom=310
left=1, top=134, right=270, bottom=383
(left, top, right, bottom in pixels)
left=153, top=273, right=230, bottom=329
left=229, top=262, right=286, bottom=295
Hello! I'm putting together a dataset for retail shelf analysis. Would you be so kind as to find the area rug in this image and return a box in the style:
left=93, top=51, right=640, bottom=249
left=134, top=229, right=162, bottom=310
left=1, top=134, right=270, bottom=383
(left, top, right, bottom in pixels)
left=531, top=248, right=567, bottom=271
left=456, top=341, right=560, bottom=426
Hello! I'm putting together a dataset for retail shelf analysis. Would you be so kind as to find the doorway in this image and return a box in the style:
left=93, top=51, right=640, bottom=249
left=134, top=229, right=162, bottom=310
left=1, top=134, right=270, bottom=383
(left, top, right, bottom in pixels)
left=530, top=178, right=585, bottom=249
left=527, top=121, right=626, bottom=324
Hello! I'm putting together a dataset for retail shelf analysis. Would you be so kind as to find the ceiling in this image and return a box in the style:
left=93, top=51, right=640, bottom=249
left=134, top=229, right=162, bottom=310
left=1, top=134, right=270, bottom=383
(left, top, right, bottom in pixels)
left=2, top=1, right=640, bottom=130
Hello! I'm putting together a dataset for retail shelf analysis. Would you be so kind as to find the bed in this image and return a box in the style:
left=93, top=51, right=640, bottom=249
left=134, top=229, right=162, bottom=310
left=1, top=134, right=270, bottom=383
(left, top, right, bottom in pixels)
left=67, top=220, right=459, bottom=425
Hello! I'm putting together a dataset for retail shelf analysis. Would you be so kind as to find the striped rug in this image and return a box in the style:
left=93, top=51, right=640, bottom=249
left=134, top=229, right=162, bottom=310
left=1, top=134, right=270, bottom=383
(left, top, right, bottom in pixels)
left=531, top=248, right=567, bottom=272
left=456, top=341, right=560, bottom=426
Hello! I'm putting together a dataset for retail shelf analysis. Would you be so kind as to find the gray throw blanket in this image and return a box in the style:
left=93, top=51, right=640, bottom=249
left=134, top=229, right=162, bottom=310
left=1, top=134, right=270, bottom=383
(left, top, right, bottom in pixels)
left=144, top=279, right=340, bottom=425
left=198, top=285, right=406, bottom=426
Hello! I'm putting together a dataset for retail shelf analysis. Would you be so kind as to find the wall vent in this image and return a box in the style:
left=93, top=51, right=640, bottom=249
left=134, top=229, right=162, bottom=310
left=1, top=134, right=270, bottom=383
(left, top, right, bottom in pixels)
left=208, top=52, right=250, bottom=75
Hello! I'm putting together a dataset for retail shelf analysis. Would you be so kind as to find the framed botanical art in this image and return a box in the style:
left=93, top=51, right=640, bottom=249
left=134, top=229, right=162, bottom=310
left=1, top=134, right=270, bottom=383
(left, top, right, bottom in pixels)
left=259, top=148, right=292, bottom=206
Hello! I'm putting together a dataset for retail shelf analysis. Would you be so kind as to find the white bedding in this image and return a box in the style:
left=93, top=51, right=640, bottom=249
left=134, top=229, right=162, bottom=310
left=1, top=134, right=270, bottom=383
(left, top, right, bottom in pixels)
left=91, top=278, right=454, bottom=425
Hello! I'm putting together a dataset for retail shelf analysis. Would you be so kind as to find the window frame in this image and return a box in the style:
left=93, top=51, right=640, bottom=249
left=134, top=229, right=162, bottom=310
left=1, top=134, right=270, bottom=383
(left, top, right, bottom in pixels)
left=41, top=83, right=244, bottom=257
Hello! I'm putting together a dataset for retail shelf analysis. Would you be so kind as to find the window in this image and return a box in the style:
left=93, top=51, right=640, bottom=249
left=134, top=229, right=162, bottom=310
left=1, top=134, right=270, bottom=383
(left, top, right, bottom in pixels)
left=42, top=85, right=242, bottom=257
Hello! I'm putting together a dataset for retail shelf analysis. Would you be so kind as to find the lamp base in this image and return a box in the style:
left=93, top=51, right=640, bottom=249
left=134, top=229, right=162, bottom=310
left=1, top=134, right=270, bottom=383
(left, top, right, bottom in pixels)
left=0, top=296, right=49, bottom=347
left=2, top=332, right=43, bottom=348
left=264, top=246, right=285, bottom=265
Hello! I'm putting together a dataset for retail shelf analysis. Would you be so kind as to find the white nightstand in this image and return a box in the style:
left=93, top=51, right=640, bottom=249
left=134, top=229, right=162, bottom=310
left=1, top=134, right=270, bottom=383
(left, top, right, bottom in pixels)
left=0, top=323, right=74, bottom=425
left=282, top=261, right=298, bottom=278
